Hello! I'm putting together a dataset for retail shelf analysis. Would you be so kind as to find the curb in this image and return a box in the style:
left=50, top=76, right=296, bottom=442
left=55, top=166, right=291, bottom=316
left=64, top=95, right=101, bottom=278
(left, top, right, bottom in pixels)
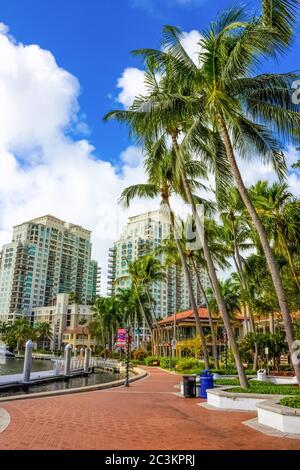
left=0, top=367, right=148, bottom=403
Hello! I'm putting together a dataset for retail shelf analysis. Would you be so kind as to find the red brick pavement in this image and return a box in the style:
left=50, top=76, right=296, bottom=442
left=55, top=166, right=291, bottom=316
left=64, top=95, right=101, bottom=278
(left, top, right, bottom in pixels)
left=0, top=367, right=300, bottom=450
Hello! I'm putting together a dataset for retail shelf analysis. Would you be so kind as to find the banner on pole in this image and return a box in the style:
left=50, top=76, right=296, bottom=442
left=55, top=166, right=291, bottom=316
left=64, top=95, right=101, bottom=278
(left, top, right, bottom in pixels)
left=115, top=328, right=127, bottom=347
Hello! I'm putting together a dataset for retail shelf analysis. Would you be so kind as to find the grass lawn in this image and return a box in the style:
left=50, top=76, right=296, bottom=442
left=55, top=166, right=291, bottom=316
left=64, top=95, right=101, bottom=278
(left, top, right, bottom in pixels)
left=280, top=396, right=300, bottom=408
left=227, top=381, right=300, bottom=395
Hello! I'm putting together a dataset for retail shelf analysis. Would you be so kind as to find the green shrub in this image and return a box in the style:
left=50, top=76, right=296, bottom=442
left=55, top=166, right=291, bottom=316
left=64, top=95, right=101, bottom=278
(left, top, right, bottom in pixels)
left=215, top=379, right=240, bottom=386
left=228, top=381, right=300, bottom=395
left=159, top=357, right=179, bottom=369
left=130, top=359, right=145, bottom=366
left=280, top=396, right=300, bottom=408
left=175, top=358, right=202, bottom=372
left=132, top=348, right=147, bottom=361
left=145, top=356, right=160, bottom=366
left=211, top=368, right=237, bottom=375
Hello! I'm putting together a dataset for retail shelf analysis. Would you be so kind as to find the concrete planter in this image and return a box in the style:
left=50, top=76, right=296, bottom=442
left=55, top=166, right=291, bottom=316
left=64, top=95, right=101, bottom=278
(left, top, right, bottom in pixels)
left=256, top=399, right=300, bottom=434
left=206, top=386, right=282, bottom=411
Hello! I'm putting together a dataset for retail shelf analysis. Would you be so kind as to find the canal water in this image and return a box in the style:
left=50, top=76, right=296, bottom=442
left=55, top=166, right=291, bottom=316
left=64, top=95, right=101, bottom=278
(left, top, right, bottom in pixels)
left=0, top=356, right=123, bottom=397
left=0, top=356, right=52, bottom=375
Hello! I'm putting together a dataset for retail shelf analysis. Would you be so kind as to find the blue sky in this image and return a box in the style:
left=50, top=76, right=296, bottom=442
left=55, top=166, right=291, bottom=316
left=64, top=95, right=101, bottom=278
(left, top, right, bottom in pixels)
left=2, top=0, right=298, bottom=164
left=0, top=0, right=300, bottom=287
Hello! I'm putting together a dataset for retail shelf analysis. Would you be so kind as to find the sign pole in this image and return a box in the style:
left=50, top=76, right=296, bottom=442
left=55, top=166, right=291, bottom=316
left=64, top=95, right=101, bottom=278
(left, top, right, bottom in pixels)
left=125, top=325, right=130, bottom=387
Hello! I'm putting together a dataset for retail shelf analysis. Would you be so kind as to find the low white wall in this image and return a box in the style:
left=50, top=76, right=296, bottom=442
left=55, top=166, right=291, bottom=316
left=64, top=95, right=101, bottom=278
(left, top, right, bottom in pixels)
left=207, top=388, right=270, bottom=411
left=266, top=376, right=298, bottom=385
left=257, top=400, right=300, bottom=434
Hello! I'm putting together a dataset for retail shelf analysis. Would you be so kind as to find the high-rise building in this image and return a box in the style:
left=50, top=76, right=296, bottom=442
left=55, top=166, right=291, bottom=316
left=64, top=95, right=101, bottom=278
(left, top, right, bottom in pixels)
left=107, top=209, right=210, bottom=318
left=0, top=215, right=100, bottom=322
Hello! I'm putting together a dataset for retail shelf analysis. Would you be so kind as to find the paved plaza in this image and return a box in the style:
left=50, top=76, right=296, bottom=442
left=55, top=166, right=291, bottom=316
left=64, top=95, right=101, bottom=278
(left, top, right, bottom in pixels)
left=0, top=367, right=300, bottom=450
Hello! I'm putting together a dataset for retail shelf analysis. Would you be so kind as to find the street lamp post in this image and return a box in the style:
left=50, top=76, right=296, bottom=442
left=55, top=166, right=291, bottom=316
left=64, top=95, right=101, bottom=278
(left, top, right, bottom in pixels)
left=265, top=347, right=270, bottom=375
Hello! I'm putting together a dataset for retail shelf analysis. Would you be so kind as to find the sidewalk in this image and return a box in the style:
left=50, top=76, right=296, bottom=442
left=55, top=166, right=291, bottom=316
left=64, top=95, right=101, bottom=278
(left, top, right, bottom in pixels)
left=0, top=367, right=300, bottom=450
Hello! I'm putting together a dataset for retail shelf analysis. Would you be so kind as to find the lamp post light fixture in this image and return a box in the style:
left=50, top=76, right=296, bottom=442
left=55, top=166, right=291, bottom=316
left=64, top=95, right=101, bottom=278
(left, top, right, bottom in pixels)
left=265, top=347, right=270, bottom=375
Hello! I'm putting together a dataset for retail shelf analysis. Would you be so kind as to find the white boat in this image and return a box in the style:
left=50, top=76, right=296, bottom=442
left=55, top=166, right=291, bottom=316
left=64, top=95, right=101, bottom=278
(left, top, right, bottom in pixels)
left=0, top=346, right=15, bottom=357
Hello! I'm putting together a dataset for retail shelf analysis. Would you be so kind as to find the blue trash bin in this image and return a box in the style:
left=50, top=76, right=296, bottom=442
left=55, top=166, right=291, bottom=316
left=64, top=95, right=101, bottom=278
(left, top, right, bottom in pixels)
left=200, top=370, right=214, bottom=398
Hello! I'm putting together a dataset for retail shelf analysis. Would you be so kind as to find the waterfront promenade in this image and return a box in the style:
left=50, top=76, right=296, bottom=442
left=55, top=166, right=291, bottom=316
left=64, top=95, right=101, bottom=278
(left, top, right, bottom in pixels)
left=0, top=367, right=300, bottom=450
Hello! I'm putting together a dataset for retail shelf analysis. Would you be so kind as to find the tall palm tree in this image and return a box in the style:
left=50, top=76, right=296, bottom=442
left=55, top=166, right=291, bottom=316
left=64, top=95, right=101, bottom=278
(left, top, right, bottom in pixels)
left=250, top=180, right=300, bottom=293
left=91, top=296, right=121, bottom=352
left=116, top=286, right=149, bottom=350
left=125, top=258, right=155, bottom=332
left=219, top=187, right=255, bottom=333
left=105, top=49, right=249, bottom=388
left=119, top=138, right=211, bottom=369
left=156, top=227, right=222, bottom=368
left=139, top=7, right=300, bottom=382
left=134, top=254, right=166, bottom=319
left=207, top=278, right=242, bottom=321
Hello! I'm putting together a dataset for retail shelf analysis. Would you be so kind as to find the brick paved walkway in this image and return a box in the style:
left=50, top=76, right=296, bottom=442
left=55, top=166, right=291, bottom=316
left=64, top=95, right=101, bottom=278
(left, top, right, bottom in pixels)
left=0, top=367, right=300, bottom=450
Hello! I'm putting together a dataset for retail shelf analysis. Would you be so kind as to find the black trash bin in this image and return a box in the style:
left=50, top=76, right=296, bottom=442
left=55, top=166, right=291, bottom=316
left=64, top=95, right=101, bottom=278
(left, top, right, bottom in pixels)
left=182, top=375, right=196, bottom=398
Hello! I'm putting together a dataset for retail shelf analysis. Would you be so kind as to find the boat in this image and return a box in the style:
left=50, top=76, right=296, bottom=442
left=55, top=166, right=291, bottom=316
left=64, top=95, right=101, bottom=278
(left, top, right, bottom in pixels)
left=0, top=346, right=15, bottom=357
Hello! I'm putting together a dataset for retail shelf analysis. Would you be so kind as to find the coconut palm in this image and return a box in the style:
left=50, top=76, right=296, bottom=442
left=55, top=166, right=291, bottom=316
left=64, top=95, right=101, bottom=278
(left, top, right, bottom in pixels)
left=134, top=254, right=166, bottom=319
left=156, top=226, right=221, bottom=368
left=91, top=296, right=121, bottom=352
left=116, top=286, right=149, bottom=349
left=119, top=138, right=211, bottom=369
left=219, top=187, right=256, bottom=333
left=125, top=258, right=155, bottom=331
left=207, top=278, right=242, bottom=321
left=250, top=180, right=300, bottom=293
left=12, top=317, right=36, bottom=354
left=35, top=322, right=53, bottom=350
left=136, top=6, right=300, bottom=382
left=104, top=55, right=249, bottom=382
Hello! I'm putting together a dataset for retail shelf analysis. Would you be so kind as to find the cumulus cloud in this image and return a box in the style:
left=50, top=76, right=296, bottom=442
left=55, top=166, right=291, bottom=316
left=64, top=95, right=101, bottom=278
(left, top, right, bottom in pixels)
left=117, top=67, right=146, bottom=107
left=116, top=30, right=203, bottom=108
left=0, top=27, right=162, bottom=294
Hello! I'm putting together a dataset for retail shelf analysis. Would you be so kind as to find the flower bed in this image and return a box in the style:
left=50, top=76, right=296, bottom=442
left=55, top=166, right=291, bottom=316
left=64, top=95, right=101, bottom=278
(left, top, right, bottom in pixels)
left=227, top=381, right=300, bottom=395
left=280, top=396, right=300, bottom=409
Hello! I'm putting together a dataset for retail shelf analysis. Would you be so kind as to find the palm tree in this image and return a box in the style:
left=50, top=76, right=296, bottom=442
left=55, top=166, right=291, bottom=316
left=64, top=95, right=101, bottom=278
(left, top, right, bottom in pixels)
left=207, top=278, right=241, bottom=321
left=156, top=228, right=221, bottom=368
left=12, top=317, right=36, bottom=354
left=125, top=258, right=155, bottom=332
left=139, top=6, right=300, bottom=382
left=119, top=138, right=211, bottom=368
left=69, top=291, right=81, bottom=304
left=105, top=44, right=249, bottom=389
left=133, top=254, right=166, bottom=319
left=116, top=286, right=149, bottom=350
left=219, top=187, right=255, bottom=333
left=91, top=296, right=121, bottom=353
left=35, top=322, right=53, bottom=351
left=250, top=180, right=300, bottom=293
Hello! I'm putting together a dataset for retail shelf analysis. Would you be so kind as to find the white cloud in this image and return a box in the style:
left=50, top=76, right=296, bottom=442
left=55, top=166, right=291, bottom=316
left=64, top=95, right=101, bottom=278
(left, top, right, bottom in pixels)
left=0, top=23, right=9, bottom=35
left=117, top=67, right=146, bottom=107
left=0, top=27, right=163, bottom=294
left=116, top=30, right=203, bottom=108
left=180, top=30, right=202, bottom=65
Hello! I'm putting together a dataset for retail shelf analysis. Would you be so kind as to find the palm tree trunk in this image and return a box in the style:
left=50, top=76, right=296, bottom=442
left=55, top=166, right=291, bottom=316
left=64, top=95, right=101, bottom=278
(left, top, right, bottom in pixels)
left=171, top=134, right=248, bottom=388
left=164, top=198, right=210, bottom=369
left=253, top=342, right=258, bottom=371
left=232, top=253, right=249, bottom=335
left=190, top=257, right=219, bottom=368
left=145, top=285, right=157, bottom=320
left=219, top=117, right=300, bottom=385
left=284, top=241, right=300, bottom=293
